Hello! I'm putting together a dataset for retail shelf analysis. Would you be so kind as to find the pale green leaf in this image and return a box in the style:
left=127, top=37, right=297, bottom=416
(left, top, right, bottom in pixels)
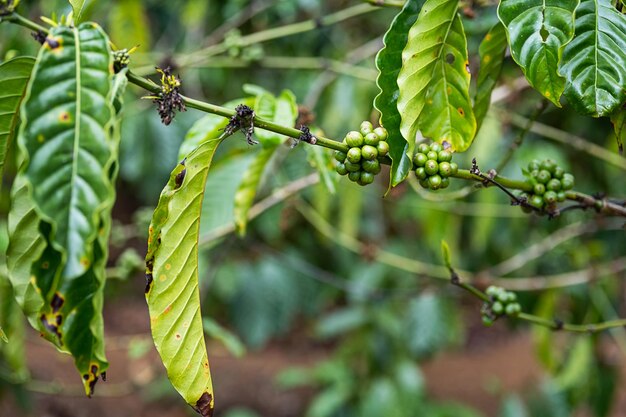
left=109, top=0, right=150, bottom=49
left=560, top=0, right=626, bottom=116
left=69, top=0, right=86, bottom=24
left=145, top=137, right=225, bottom=416
left=202, top=317, right=246, bottom=358
left=474, top=23, right=508, bottom=131
left=498, top=0, right=579, bottom=106
left=374, top=0, right=425, bottom=187
left=234, top=144, right=278, bottom=236
left=0, top=57, right=35, bottom=186
left=397, top=0, right=476, bottom=152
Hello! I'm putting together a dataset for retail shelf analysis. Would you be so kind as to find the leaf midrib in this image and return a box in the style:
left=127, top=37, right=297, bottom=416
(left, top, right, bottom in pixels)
left=69, top=26, right=82, bottom=269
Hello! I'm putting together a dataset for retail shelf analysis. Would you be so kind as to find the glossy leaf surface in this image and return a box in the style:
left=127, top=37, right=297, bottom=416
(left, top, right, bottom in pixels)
left=146, top=138, right=222, bottom=416
left=0, top=57, right=34, bottom=184
left=498, top=0, right=578, bottom=106
left=396, top=0, right=476, bottom=152
left=560, top=0, right=626, bottom=116
left=374, top=0, right=424, bottom=187
left=20, top=23, right=115, bottom=279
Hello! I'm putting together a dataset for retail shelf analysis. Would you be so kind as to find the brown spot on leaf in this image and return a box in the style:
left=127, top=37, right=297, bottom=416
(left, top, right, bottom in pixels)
left=458, top=107, right=465, bottom=117
left=194, top=392, right=214, bottom=417
left=175, top=333, right=181, bottom=340
left=58, top=111, right=71, bottom=123
left=40, top=314, right=62, bottom=342
left=45, top=37, right=61, bottom=49
left=445, top=53, right=455, bottom=64
left=51, top=292, right=64, bottom=313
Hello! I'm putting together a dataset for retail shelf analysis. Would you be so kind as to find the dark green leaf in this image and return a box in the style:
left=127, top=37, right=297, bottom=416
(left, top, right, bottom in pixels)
left=474, top=23, right=508, bottom=130
left=397, top=0, right=476, bottom=152
left=374, top=0, right=424, bottom=187
left=498, top=0, right=578, bottom=106
left=560, top=0, right=626, bottom=116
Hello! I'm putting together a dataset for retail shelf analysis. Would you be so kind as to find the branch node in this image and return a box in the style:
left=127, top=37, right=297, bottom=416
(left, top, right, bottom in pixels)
left=554, top=319, right=564, bottom=331
left=297, top=125, right=317, bottom=145
left=31, top=30, right=45, bottom=44
left=225, top=104, right=258, bottom=145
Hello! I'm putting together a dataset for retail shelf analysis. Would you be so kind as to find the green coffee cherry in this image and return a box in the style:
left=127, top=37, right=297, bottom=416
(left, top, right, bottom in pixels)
left=492, top=301, right=504, bottom=315
left=345, top=131, right=364, bottom=147
left=364, top=132, right=380, bottom=146
left=544, top=191, right=557, bottom=204
left=348, top=170, right=361, bottom=182
left=427, top=151, right=438, bottom=161
left=415, top=167, right=427, bottom=180
left=335, top=163, right=348, bottom=176
left=345, top=161, right=361, bottom=172
left=428, top=174, right=442, bottom=190
left=540, top=159, right=557, bottom=174
left=430, top=142, right=443, bottom=153
left=347, top=147, right=362, bottom=164
left=418, top=143, right=430, bottom=154
left=482, top=316, right=494, bottom=327
left=438, top=150, right=452, bottom=162
left=533, top=183, right=545, bottom=195
left=359, top=171, right=375, bottom=185
left=376, top=141, right=389, bottom=157
left=424, top=160, right=439, bottom=176
left=361, top=145, right=378, bottom=160
left=530, top=195, right=544, bottom=209
left=521, top=159, right=575, bottom=214
left=440, top=177, right=450, bottom=189
left=546, top=179, right=561, bottom=192
left=360, top=121, right=374, bottom=136
left=449, top=162, right=458, bottom=176
left=362, top=159, right=381, bottom=174
left=536, top=170, right=551, bottom=184
left=439, top=162, right=452, bottom=178
left=374, top=127, right=388, bottom=141
left=335, top=151, right=347, bottom=163
left=413, top=153, right=428, bottom=167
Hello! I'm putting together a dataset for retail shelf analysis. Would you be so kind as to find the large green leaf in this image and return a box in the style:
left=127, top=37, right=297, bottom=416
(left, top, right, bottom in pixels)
left=560, top=0, right=626, bottom=116
left=0, top=57, right=34, bottom=185
left=19, top=23, right=116, bottom=280
left=145, top=137, right=224, bottom=416
left=498, top=0, right=578, bottom=106
left=474, top=23, right=508, bottom=131
left=374, top=0, right=424, bottom=187
left=396, top=0, right=476, bottom=152
left=233, top=144, right=278, bottom=236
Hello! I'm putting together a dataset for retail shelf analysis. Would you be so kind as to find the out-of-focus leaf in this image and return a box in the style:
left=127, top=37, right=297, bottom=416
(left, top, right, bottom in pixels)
left=610, top=107, right=626, bottom=155
left=0, top=273, right=28, bottom=381
left=560, top=0, right=626, bottom=116
left=69, top=0, right=86, bottom=24
left=109, top=0, right=150, bottom=49
left=532, top=291, right=559, bottom=370
left=474, top=23, right=507, bottom=130
left=202, top=317, right=247, bottom=358
left=405, top=292, right=461, bottom=357
left=304, top=130, right=336, bottom=194
left=315, top=307, right=368, bottom=339
left=441, top=240, right=452, bottom=269
left=145, top=136, right=224, bottom=416
left=397, top=0, right=476, bottom=152
left=0, top=57, right=34, bottom=185
left=529, top=381, right=571, bottom=417
left=498, top=0, right=578, bottom=106
left=553, top=336, right=592, bottom=390
left=499, top=394, right=529, bottom=417
left=306, top=386, right=350, bottom=417
left=233, top=144, right=278, bottom=236
left=359, top=378, right=403, bottom=417
left=374, top=0, right=424, bottom=187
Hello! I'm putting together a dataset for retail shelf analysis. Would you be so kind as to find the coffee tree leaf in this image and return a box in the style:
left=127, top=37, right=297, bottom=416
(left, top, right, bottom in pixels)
left=498, top=0, right=578, bottom=106
left=19, top=23, right=116, bottom=280
left=145, top=137, right=225, bottom=416
left=0, top=57, right=34, bottom=186
left=397, top=0, right=476, bottom=152
left=374, top=0, right=424, bottom=187
left=560, top=0, right=626, bottom=116
left=474, top=23, right=508, bottom=131
left=233, top=144, right=278, bottom=236
left=610, top=107, right=626, bottom=155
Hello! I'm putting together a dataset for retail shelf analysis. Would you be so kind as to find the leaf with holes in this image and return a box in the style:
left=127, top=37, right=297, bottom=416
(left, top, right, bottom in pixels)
left=474, top=23, right=508, bottom=131
left=234, top=144, right=279, bottom=236
left=0, top=57, right=34, bottom=186
left=560, top=0, right=626, bottom=116
left=374, top=0, right=424, bottom=187
left=498, top=0, right=578, bottom=107
left=145, top=137, right=224, bottom=417
left=19, top=23, right=116, bottom=280
left=396, top=0, right=476, bottom=152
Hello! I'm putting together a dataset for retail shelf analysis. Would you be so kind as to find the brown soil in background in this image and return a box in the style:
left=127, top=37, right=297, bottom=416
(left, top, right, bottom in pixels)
left=1, top=297, right=625, bottom=417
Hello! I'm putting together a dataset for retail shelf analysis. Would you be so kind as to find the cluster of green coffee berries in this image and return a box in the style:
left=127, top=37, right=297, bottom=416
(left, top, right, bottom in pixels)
left=413, top=142, right=458, bottom=190
left=519, top=159, right=574, bottom=211
left=334, top=121, right=389, bottom=186
left=481, top=286, right=521, bottom=326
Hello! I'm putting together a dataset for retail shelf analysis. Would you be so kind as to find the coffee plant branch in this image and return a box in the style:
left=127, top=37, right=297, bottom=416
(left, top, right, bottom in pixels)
left=5, top=11, right=626, bottom=220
